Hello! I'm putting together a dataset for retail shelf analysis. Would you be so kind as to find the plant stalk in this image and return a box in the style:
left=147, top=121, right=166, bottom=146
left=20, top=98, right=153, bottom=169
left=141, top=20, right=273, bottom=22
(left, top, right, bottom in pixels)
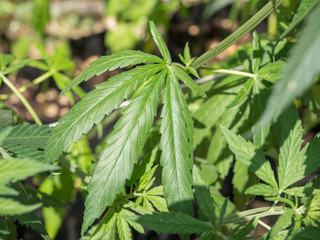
left=213, top=69, right=254, bottom=78
left=0, top=73, right=42, bottom=125
left=191, top=0, right=284, bottom=69
left=0, top=70, right=53, bottom=100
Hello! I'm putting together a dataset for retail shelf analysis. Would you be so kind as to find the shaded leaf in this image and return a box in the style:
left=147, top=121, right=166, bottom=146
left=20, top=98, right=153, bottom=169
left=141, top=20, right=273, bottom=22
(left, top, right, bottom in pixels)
left=227, top=77, right=254, bottom=108
left=267, top=209, right=294, bottom=239
left=252, top=30, right=261, bottom=74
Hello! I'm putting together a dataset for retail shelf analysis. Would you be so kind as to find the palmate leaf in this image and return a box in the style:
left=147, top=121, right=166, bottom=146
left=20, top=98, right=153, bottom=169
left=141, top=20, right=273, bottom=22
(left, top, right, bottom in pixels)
left=1, top=124, right=50, bottom=162
left=62, top=49, right=164, bottom=93
left=82, top=70, right=166, bottom=234
left=45, top=64, right=164, bottom=163
left=262, top=3, right=320, bottom=125
left=160, top=69, right=194, bottom=215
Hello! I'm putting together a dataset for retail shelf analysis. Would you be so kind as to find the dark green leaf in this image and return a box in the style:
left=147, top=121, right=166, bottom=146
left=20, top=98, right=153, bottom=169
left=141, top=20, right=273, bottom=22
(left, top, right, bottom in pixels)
left=149, top=21, right=171, bottom=64
left=262, top=4, right=320, bottom=125
left=193, top=166, right=216, bottom=225
left=218, top=198, right=228, bottom=229
left=0, top=110, right=13, bottom=129
left=160, top=70, right=193, bottom=215
left=3, top=59, right=38, bottom=74
left=62, top=50, right=164, bottom=93
left=82, top=70, right=165, bottom=234
left=126, top=212, right=213, bottom=234
left=46, top=65, right=164, bottom=163
left=1, top=124, right=50, bottom=162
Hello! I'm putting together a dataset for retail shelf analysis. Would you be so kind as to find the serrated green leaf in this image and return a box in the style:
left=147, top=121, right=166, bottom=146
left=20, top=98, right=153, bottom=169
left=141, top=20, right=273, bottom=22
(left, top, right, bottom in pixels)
left=227, top=78, right=254, bottom=108
left=62, top=50, right=164, bottom=93
left=184, top=42, right=191, bottom=63
left=15, top=212, right=50, bottom=240
left=187, top=66, right=200, bottom=78
left=0, top=158, right=58, bottom=185
left=117, top=213, right=132, bottom=240
left=252, top=30, right=261, bottom=74
left=0, top=184, right=18, bottom=196
left=1, top=124, right=50, bottom=162
left=120, top=209, right=144, bottom=234
left=245, top=183, right=278, bottom=196
left=193, top=166, right=216, bottom=226
left=82, top=70, right=166, bottom=235
left=146, top=185, right=163, bottom=196
left=146, top=195, right=168, bottom=212
left=172, top=65, right=206, bottom=97
left=267, top=209, right=294, bottom=239
left=102, top=211, right=117, bottom=236
left=231, top=218, right=258, bottom=239
left=278, top=106, right=306, bottom=190
left=137, top=165, right=157, bottom=191
left=46, top=65, right=163, bottom=163
left=149, top=21, right=171, bottom=64
left=262, top=4, right=320, bottom=125
left=257, top=61, right=285, bottom=83
left=126, top=212, right=213, bottom=234
left=160, top=70, right=193, bottom=215
left=0, top=197, right=41, bottom=216
left=280, top=0, right=320, bottom=39
left=292, top=227, right=320, bottom=239
left=220, top=125, right=278, bottom=190
left=305, top=137, right=320, bottom=176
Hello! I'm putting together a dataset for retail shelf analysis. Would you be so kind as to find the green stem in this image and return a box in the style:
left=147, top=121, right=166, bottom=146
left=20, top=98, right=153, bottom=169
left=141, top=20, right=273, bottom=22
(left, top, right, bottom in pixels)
left=191, top=0, right=284, bottom=69
left=223, top=206, right=285, bottom=224
left=214, top=69, right=254, bottom=78
left=0, top=70, right=53, bottom=100
left=0, top=73, right=42, bottom=125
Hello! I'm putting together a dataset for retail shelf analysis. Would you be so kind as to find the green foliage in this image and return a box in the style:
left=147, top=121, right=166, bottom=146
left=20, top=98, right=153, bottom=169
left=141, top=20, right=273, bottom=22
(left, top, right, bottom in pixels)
left=2, top=1, right=320, bottom=239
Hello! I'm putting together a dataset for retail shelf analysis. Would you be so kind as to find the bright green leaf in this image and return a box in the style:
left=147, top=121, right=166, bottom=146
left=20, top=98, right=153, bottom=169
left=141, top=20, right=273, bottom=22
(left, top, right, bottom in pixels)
left=62, top=50, right=164, bottom=93
left=245, top=183, right=278, bottom=196
left=252, top=30, right=261, bottom=74
left=172, top=65, right=206, bottom=97
left=257, top=61, right=285, bottom=83
left=45, top=65, right=164, bottom=163
left=149, top=21, right=171, bottom=64
left=267, top=209, right=294, bottom=239
left=0, top=197, right=41, bottom=216
left=82, top=70, right=166, bottom=234
left=160, top=70, right=193, bottom=215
